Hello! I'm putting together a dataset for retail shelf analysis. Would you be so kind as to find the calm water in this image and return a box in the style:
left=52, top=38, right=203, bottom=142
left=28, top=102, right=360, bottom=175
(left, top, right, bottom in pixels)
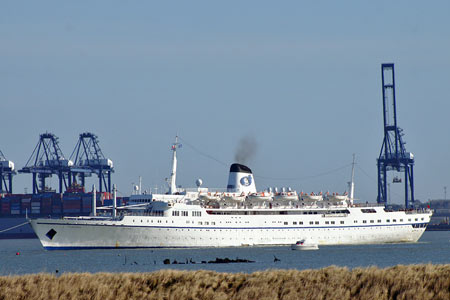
left=1, top=231, right=450, bottom=275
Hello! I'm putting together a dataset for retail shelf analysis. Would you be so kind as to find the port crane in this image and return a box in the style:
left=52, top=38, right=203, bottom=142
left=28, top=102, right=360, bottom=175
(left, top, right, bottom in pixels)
left=69, top=132, right=114, bottom=194
left=377, top=64, right=415, bottom=208
left=19, top=133, right=73, bottom=194
left=0, top=150, right=15, bottom=194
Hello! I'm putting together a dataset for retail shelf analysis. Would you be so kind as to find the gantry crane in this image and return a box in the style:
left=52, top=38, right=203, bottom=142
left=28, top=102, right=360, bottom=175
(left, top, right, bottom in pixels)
left=377, top=64, right=415, bottom=208
left=19, top=133, right=73, bottom=194
left=69, top=132, right=114, bottom=194
left=0, top=150, right=15, bottom=194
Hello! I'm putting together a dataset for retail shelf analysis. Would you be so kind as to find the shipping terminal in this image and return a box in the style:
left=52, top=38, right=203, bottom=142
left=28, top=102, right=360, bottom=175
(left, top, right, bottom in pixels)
left=1, top=64, right=449, bottom=240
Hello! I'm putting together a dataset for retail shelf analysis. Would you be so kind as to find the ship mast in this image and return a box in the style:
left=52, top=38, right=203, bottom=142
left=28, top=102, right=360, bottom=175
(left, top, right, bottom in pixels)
left=168, top=136, right=180, bottom=194
left=348, top=154, right=356, bottom=205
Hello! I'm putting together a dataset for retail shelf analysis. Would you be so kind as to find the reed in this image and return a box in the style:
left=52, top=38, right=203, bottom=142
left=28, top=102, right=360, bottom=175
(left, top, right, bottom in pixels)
left=1, top=264, right=450, bottom=300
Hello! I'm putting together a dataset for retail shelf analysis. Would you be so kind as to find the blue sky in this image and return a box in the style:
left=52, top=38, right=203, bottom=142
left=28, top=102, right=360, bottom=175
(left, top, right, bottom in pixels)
left=1, top=1, right=450, bottom=203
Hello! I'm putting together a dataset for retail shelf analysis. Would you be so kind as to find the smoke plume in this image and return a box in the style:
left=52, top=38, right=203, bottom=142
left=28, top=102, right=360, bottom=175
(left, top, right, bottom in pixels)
left=234, top=136, right=257, bottom=164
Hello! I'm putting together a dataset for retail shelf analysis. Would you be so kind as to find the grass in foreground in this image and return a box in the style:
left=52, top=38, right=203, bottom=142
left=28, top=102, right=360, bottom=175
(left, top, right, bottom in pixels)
left=1, top=264, right=450, bottom=300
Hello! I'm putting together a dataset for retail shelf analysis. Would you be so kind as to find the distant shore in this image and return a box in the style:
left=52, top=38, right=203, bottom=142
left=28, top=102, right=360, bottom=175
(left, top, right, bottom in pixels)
left=1, top=265, right=449, bottom=300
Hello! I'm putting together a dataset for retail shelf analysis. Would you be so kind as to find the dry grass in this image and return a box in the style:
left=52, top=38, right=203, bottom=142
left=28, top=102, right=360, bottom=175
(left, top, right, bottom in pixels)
left=1, top=265, right=450, bottom=300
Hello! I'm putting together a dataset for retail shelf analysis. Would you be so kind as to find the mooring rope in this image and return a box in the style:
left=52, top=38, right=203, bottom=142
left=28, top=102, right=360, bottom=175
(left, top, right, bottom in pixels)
left=0, top=221, right=30, bottom=233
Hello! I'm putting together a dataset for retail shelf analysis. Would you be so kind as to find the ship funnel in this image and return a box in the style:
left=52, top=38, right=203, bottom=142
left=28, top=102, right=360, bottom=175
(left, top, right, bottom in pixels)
left=226, top=163, right=257, bottom=194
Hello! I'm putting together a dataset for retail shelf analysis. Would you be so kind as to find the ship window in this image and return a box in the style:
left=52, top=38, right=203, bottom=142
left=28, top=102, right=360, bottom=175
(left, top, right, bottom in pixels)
left=293, top=222, right=297, bottom=225
left=299, top=221, right=303, bottom=225
left=205, top=222, right=209, bottom=225
left=370, top=220, right=374, bottom=223
left=421, top=218, right=424, bottom=221
left=284, top=222, right=288, bottom=225
left=315, top=221, right=319, bottom=225
left=393, top=219, right=396, bottom=222
left=386, top=219, right=390, bottom=222
left=309, top=221, right=314, bottom=225
left=211, top=222, right=215, bottom=225
left=354, top=220, right=358, bottom=223
left=378, top=220, right=381, bottom=223
left=363, top=220, right=367, bottom=224
left=325, top=221, right=329, bottom=224
left=415, top=218, right=418, bottom=221
left=340, top=221, right=344, bottom=224
left=408, top=219, right=411, bottom=222
left=198, top=221, right=202, bottom=225
left=331, top=221, right=335, bottom=224
left=400, top=219, right=403, bottom=222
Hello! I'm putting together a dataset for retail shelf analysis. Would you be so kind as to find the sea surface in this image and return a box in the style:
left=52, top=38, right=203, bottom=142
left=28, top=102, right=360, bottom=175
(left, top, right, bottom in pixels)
left=1, top=231, right=450, bottom=276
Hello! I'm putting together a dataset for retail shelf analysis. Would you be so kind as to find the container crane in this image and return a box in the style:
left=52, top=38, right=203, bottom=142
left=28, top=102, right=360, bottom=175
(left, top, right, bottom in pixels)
left=0, top=150, right=15, bottom=194
left=19, top=133, right=73, bottom=194
left=69, top=132, right=114, bottom=194
left=377, top=63, right=415, bottom=208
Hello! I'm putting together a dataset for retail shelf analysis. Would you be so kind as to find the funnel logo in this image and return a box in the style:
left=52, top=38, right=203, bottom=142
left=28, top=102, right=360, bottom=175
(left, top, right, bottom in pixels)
left=240, top=175, right=252, bottom=186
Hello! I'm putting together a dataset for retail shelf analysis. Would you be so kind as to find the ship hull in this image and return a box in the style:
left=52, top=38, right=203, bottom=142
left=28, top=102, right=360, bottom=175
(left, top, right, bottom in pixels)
left=30, top=207, right=431, bottom=250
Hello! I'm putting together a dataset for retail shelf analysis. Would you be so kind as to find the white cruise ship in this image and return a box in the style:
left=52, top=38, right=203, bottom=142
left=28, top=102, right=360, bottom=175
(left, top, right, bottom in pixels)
left=30, top=137, right=432, bottom=250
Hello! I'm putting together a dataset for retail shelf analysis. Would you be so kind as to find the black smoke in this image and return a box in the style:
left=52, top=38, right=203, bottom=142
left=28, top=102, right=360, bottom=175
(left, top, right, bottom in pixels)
left=234, top=136, right=257, bottom=164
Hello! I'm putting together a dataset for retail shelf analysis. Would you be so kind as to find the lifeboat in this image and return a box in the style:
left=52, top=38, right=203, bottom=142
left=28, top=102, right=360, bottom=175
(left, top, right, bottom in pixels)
left=198, top=191, right=221, bottom=202
left=274, top=191, right=299, bottom=202
left=326, top=192, right=348, bottom=203
left=300, top=192, right=323, bottom=204
left=221, top=192, right=246, bottom=204
left=247, top=191, right=273, bottom=202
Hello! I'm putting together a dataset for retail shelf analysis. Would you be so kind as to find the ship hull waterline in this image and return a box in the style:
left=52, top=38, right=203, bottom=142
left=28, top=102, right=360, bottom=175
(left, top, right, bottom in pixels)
left=30, top=217, right=428, bottom=250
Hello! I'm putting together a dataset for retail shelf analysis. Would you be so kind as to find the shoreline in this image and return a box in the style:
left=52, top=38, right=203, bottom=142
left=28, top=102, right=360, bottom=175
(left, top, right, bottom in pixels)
left=1, top=264, right=450, bottom=300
